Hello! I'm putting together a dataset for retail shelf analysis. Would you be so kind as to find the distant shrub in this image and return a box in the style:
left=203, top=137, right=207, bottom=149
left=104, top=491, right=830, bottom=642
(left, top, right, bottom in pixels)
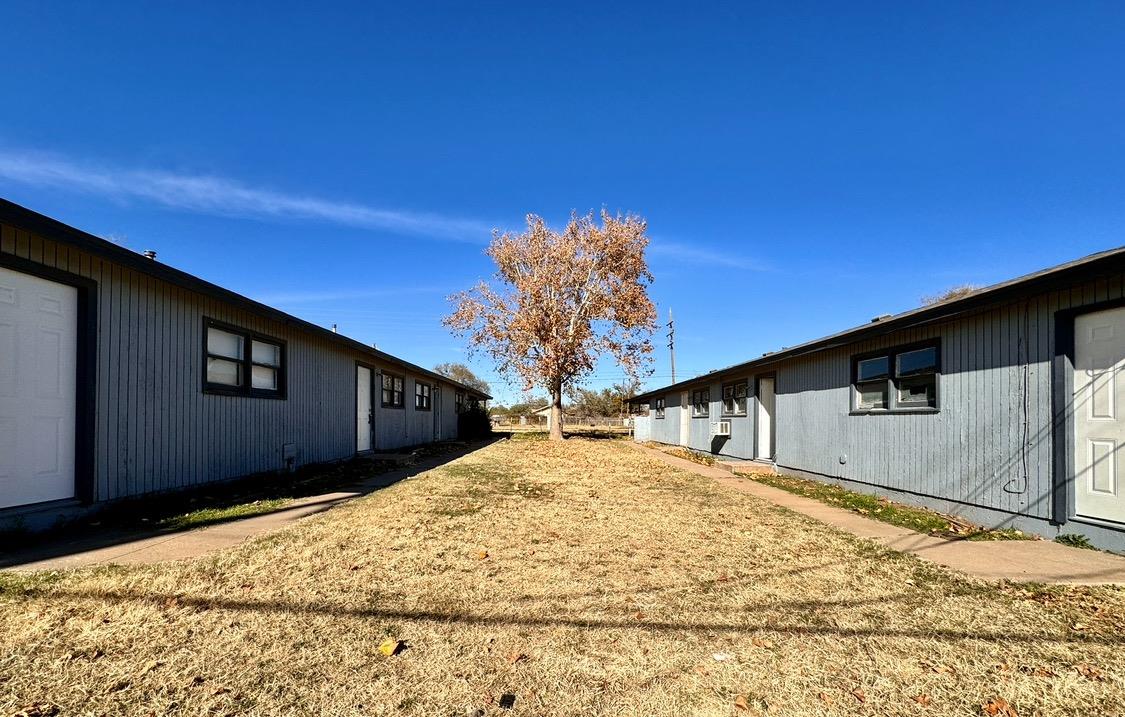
left=458, top=404, right=492, bottom=440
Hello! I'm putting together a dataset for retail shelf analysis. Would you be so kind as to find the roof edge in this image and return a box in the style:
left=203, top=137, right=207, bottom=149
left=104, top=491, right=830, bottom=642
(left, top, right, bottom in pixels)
left=0, top=198, right=491, bottom=400
left=630, top=244, right=1125, bottom=403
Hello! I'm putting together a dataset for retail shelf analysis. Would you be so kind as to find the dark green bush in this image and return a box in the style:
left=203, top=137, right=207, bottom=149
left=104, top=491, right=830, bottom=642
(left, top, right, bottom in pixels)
left=457, top=403, right=492, bottom=440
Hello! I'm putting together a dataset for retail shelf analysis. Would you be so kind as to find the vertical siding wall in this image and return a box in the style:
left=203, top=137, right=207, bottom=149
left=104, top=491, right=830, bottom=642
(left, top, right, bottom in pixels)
left=645, top=380, right=755, bottom=458
left=1, top=222, right=467, bottom=503
left=638, top=272, right=1125, bottom=523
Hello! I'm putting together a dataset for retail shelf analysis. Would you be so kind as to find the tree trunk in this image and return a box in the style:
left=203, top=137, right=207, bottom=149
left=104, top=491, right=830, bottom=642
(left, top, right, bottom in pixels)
left=549, top=384, right=564, bottom=440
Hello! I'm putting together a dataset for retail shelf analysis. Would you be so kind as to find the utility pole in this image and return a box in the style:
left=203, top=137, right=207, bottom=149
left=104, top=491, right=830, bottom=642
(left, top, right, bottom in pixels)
left=667, top=308, right=676, bottom=383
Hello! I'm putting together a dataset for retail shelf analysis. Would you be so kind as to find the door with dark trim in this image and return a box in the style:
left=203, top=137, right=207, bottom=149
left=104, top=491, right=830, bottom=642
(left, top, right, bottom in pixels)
left=0, top=266, right=78, bottom=508
left=356, top=365, right=373, bottom=452
left=1073, top=307, right=1125, bottom=523
left=755, top=376, right=775, bottom=461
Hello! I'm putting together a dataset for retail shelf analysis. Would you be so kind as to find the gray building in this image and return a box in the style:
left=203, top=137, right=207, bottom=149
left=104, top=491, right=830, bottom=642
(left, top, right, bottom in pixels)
left=631, top=247, right=1125, bottom=551
left=0, top=199, right=488, bottom=530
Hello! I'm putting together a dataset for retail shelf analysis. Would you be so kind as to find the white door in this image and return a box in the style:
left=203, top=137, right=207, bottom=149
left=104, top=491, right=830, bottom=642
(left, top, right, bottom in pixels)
left=0, top=267, right=78, bottom=509
left=756, top=376, right=775, bottom=460
left=679, top=390, right=690, bottom=445
left=356, top=366, right=372, bottom=452
left=1074, top=307, right=1125, bottom=523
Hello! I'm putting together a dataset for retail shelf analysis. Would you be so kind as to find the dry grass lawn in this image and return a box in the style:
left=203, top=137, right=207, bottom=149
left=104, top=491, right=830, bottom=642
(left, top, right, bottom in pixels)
left=2, top=435, right=1124, bottom=716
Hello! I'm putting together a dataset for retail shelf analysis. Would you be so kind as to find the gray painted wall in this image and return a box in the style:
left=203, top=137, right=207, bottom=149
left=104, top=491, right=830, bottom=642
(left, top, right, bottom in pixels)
left=637, top=270, right=1125, bottom=543
left=1, top=220, right=469, bottom=507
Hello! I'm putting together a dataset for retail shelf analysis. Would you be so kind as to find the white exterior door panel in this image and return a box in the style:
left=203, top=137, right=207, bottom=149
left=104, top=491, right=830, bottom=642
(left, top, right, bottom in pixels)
left=756, top=377, right=775, bottom=461
left=0, top=267, right=78, bottom=509
left=1074, top=307, right=1125, bottom=523
left=356, top=366, right=372, bottom=452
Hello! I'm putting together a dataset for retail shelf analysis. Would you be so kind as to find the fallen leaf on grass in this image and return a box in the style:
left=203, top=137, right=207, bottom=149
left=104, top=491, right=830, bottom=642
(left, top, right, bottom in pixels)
left=507, top=651, right=528, bottom=665
left=851, top=688, right=866, bottom=703
left=712, top=652, right=734, bottom=662
left=818, top=692, right=834, bottom=705
left=750, top=637, right=773, bottom=648
left=378, top=638, right=404, bottom=656
left=475, top=550, right=489, bottom=560
left=138, top=659, right=164, bottom=676
left=914, top=694, right=933, bottom=706
left=733, top=694, right=751, bottom=711
left=1075, top=663, right=1105, bottom=681
left=982, top=697, right=1018, bottom=716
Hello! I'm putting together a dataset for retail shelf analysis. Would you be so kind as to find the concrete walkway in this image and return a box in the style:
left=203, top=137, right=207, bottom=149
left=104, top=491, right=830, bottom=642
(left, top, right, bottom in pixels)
left=3, top=446, right=483, bottom=572
left=630, top=443, right=1125, bottom=585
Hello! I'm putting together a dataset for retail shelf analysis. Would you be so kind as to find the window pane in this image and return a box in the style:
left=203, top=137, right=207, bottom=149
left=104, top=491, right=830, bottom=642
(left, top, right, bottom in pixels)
left=382, top=389, right=393, bottom=404
left=382, top=374, right=394, bottom=390
left=252, top=340, right=280, bottom=367
left=252, top=365, right=278, bottom=390
left=207, top=357, right=241, bottom=386
left=856, top=381, right=887, bottom=409
left=207, top=328, right=243, bottom=360
left=897, top=347, right=938, bottom=377
left=735, top=396, right=747, bottom=413
left=897, top=375, right=936, bottom=406
left=734, top=383, right=747, bottom=398
left=856, top=356, right=889, bottom=382
left=394, top=377, right=404, bottom=391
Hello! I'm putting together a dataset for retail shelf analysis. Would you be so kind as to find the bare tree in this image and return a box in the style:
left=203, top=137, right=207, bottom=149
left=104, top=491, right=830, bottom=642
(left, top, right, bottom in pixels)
left=444, top=211, right=656, bottom=440
left=921, top=284, right=979, bottom=306
left=432, top=362, right=490, bottom=395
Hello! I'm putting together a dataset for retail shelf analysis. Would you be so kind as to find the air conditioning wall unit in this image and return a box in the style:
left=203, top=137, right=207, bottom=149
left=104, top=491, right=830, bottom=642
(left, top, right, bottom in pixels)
left=711, top=420, right=731, bottom=437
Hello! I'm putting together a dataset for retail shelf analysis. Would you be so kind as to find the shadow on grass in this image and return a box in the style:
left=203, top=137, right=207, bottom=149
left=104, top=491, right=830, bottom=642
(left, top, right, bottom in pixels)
left=0, top=438, right=499, bottom=569
left=16, top=585, right=1122, bottom=647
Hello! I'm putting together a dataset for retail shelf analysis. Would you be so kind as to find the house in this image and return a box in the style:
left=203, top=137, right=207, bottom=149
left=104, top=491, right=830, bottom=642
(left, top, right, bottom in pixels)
left=631, top=247, right=1125, bottom=551
left=0, top=199, right=489, bottom=530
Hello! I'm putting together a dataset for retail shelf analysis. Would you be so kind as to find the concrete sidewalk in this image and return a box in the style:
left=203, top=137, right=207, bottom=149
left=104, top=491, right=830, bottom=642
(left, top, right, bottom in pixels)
left=630, top=442, right=1125, bottom=585
left=3, top=446, right=481, bottom=572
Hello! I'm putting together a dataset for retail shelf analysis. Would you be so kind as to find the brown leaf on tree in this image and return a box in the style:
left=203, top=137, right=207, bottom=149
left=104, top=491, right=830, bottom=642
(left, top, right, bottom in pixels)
left=981, top=697, right=1018, bottom=716
left=444, top=211, right=657, bottom=440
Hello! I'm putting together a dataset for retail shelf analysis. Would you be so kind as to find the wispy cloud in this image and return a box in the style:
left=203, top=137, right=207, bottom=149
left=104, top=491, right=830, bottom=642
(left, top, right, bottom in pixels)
left=253, top=285, right=450, bottom=304
left=649, top=240, right=771, bottom=270
left=0, top=149, right=494, bottom=243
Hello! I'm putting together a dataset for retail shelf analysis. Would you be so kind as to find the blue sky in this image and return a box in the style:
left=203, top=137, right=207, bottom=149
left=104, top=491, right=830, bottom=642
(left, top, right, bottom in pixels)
left=2, top=2, right=1124, bottom=404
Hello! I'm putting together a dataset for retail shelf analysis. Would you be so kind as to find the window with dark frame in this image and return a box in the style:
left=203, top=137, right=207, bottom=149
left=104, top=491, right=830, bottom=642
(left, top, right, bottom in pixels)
left=691, top=388, right=710, bottom=417
left=721, top=380, right=748, bottom=416
left=382, top=373, right=404, bottom=407
left=654, top=397, right=666, bottom=418
left=852, top=342, right=939, bottom=412
left=415, top=381, right=432, bottom=410
left=204, top=320, right=285, bottom=398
